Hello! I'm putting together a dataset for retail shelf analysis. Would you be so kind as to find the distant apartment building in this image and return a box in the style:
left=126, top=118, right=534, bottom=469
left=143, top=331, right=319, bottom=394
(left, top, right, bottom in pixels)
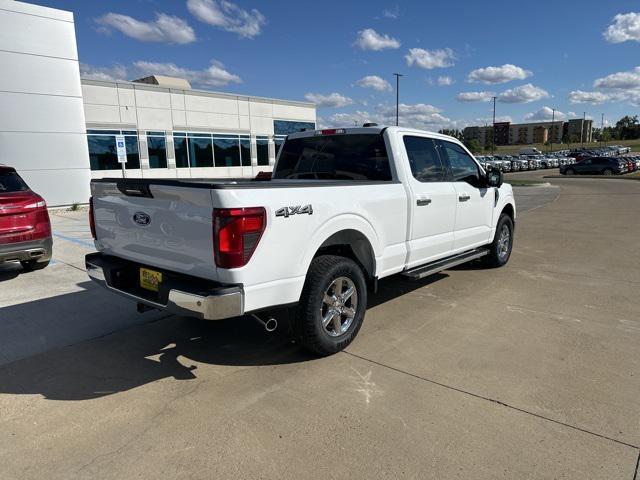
left=464, top=118, right=591, bottom=147
left=494, top=122, right=510, bottom=145
left=566, top=118, right=593, bottom=143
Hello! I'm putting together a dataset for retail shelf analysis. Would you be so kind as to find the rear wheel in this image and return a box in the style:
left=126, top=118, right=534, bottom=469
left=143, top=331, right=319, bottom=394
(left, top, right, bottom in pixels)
left=295, top=255, right=367, bottom=356
left=602, top=168, right=613, bottom=176
left=485, top=214, right=514, bottom=268
left=20, top=260, right=50, bottom=271
left=565, top=168, right=575, bottom=175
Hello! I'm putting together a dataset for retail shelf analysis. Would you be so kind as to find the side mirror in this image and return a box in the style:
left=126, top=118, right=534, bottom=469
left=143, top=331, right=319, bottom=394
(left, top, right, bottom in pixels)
left=486, top=170, right=503, bottom=188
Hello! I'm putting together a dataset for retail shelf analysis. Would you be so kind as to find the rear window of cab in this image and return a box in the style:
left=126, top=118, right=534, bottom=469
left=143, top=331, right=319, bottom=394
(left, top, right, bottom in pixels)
left=273, top=134, right=391, bottom=181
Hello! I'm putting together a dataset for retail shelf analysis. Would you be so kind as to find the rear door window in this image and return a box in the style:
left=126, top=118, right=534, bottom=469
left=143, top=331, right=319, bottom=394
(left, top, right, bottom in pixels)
left=403, top=136, right=446, bottom=182
left=0, top=171, right=29, bottom=193
left=273, top=134, right=391, bottom=181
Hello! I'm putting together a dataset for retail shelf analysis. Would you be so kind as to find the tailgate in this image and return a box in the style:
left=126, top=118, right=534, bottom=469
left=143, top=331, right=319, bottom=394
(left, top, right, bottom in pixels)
left=92, top=180, right=218, bottom=280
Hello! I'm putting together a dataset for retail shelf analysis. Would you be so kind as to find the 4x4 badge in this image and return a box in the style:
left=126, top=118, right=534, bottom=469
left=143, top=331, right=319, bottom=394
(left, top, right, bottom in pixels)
left=275, top=205, right=313, bottom=218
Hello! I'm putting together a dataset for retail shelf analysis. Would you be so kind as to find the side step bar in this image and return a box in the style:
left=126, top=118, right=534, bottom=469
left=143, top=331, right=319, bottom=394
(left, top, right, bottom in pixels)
left=401, top=248, right=489, bottom=280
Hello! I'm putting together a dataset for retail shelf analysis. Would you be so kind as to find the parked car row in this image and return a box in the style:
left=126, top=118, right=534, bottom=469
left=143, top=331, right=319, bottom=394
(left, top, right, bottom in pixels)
left=560, top=155, right=640, bottom=176
left=569, top=145, right=632, bottom=162
left=475, top=152, right=576, bottom=173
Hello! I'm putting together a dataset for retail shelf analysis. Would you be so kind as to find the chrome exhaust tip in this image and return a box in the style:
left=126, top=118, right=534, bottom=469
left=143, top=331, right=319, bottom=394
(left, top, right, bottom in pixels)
left=252, top=314, right=278, bottom=332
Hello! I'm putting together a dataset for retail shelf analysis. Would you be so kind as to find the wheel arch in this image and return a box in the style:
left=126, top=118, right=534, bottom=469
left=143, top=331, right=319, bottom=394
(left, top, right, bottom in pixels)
left=501, top=202, right=515, bottom=223
left=314, top=229, right=376, bottom=280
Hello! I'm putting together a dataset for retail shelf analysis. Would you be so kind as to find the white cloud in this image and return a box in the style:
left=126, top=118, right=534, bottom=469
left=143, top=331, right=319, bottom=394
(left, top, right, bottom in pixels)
left=467, top=64, right=531, bottom=84
left=568, top=90, right=610, bottom=104
left=187, top=0, right=266, bottom=38
left=354, top=28, right=400, bottom=51
left=355, top=75, right=392, bottom=92
left=382, top=6, right=400, bottom=19
left=405, top=48, right=455, bottom=69
left=326, top=103, right=450, bottom=130
left=436, top=75, right=454, bottom=86
left=455, top=91, right=495, bottom=102
left=523, top=106, right=566, bottom=121
left=378, top=103, right=449, bottom=128
left=96, top=12, right=196, bottom=44
left=603, top=12, right=640, bottom=43
left=80, top=63, right=128, bottom=82
left=328, top=111, right=376, bottom=127
left=304, top=92, right=354, bottom=108
left=498, top=83, right=549, bottom=103
left=133, top=60, right=241, bottom=87
left=593, top=66, right=640, bottom=89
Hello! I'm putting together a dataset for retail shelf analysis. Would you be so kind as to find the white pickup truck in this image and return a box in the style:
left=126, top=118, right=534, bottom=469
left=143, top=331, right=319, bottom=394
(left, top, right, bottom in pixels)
left=86, top=126, right=516, bottom=355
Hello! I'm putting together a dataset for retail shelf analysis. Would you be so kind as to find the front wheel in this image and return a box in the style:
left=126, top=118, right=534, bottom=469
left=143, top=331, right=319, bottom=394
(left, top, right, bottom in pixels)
left=565, top=168, right=575, bottom=175
left=485, top=214, right=514, bottom=268
left=602, top=168, right=613, bottom=176
left=295, top=255, right=367, bottom=356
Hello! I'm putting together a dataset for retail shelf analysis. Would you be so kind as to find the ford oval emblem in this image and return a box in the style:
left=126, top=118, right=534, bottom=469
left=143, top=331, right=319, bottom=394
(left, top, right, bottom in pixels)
left=133, top=211, right=151, bottom=226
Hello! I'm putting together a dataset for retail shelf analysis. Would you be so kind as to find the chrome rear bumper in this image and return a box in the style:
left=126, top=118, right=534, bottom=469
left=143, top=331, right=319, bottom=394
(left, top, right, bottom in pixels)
left=86, top=253, right=243, bottom=320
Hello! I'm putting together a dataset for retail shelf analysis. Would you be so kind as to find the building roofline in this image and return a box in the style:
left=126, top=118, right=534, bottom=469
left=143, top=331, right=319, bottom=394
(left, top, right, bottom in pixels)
left=80, top=78, right=316, bottom=108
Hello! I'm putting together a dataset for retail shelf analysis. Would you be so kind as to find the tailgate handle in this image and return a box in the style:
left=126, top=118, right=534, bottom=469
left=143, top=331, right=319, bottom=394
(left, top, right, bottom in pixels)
left=116, top=182, right=153, bottom=198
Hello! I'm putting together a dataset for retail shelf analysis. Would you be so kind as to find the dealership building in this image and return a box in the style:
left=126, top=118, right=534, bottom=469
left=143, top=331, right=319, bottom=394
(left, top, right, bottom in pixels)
left=0, top=0, right=316, bottom=206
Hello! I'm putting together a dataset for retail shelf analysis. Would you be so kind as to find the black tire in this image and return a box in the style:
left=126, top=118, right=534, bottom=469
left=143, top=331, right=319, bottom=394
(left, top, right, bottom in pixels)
left=295, top=255, right=367, bottom=356
left=20, top=260, right=50, bottom=271
left=602, top=168, right=613, bottom=176
left=485, top=214, right=514, bottom=268
left=565, top=168, right=575, bottom=175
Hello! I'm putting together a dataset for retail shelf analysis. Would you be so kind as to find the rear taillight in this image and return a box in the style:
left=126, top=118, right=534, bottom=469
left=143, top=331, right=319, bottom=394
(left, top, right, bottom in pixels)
left=89, top=196, right=96, bottom=239
left=213, top=207, right=266, bottom=269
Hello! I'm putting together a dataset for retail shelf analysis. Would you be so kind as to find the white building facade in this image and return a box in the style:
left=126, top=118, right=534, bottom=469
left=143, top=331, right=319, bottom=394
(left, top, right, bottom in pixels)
left=82, top=78, right=316, bottom=181
left=0, top=0, right=91, bottom=206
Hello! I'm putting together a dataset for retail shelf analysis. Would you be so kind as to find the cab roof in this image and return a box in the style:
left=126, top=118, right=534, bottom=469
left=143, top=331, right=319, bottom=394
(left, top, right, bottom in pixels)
left=286, top=125, right=465, bottom=145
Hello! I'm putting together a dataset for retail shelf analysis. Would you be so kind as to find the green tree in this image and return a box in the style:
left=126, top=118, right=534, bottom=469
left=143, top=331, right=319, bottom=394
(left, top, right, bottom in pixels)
left=464, top=139, right=482, bottom=153
left=615, top=115, right=640, bottom=140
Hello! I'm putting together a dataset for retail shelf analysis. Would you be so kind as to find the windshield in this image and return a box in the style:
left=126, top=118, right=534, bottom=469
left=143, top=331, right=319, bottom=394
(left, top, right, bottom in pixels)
left=0, top=171, right=29, bottom=193
left=273, top=134, right=391, bottom=181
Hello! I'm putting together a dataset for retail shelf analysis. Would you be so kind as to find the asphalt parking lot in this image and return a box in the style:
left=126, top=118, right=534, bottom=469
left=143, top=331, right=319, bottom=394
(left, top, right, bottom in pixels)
left=1, top=178, right=639, bottom=479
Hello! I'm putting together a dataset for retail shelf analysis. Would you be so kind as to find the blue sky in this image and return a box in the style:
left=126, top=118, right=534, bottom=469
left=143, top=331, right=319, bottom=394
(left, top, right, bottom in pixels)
left=40, top=0, right=640, bottom=129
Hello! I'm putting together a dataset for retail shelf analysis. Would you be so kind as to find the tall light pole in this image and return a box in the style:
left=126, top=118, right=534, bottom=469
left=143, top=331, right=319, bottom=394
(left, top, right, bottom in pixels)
left=581, top=111, right=586, bottom=148
left=393, top=73, right=403, bottom=126
left=547, top=108, right=556, bottom=153
left=601, top=113, right=605, bottom=144
left=491, top=96, right=497, bottom=155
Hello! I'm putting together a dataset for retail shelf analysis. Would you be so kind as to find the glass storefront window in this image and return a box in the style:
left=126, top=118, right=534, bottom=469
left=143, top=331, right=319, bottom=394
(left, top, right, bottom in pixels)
left=188, top=136, right=213, bottom=167
left=147, top=134, right=167, bottom=169
left=213, top=137, right=240, bottom=167
left=124, top=136, right=140, bottom=169
left=240, top=135, right=251, bottom=166
left=256, top=136, right=269, bottom=166
left=174, top=135, right=189, bottom=168
left=273, top=120, right=316, bottom=136
left=88, top=135, right=118, bottom=170
left=87, top=130, right=139, bottom=170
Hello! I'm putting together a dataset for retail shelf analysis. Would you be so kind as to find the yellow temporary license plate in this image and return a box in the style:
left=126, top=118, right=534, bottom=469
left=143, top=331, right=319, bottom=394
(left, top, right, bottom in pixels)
left=140, top=268, right=162, bottom=292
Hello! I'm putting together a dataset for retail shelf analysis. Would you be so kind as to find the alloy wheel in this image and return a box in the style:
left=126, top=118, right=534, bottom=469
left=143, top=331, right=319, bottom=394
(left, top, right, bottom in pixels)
left=320, top=277, right=358, bottom=337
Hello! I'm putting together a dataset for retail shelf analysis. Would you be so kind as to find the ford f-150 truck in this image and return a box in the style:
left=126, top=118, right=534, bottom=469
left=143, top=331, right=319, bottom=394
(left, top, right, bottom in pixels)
left=86, top=126, right=516, bottom=355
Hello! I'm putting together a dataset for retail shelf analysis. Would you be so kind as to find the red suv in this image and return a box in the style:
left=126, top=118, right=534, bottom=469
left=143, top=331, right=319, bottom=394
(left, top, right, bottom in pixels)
left=0, top=165, right=52, bottom=271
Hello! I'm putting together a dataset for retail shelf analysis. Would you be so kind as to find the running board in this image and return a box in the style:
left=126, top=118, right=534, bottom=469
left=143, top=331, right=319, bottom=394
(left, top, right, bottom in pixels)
left=401, top=248, right=489, bottom=280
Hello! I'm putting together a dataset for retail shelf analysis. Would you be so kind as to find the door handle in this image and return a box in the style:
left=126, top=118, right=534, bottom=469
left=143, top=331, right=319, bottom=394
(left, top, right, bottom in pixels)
left=416, top=198, right=432, bottom=206
left=458, top=194, right=471, bottom=202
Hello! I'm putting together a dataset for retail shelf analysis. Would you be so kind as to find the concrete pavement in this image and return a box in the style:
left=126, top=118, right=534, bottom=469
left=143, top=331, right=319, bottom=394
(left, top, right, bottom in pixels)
left=0, top=178, right=639, bottom=479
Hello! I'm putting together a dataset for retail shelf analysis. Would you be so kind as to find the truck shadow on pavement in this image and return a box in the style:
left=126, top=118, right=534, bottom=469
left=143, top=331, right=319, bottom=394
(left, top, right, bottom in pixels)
left=0, top=272, right=449, bottom=401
